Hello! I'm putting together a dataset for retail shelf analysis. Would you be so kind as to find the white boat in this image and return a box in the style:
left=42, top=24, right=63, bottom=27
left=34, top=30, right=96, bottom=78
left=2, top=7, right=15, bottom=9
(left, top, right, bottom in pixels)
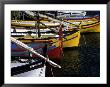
left=11, top=37, right=61, bottom=77
left=11, top=62, right=46, bottom=77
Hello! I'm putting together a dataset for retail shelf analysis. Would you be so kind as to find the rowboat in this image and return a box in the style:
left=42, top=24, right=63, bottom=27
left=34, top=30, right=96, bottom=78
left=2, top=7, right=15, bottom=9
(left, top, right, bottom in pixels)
left=22, top=11, right=100, bottom=33
left=80, top=21, right=100, bottom=33
left=11, top=15, right=99, bottom=33
left=63, top=30, right=80, bottom=47
left=63, top=15, right=100, bottom=33
left=11, top=28, right=80, bottom=48
left=11, top=20, right=60, bottom=27
left=11, top=35, right=63, bottom=61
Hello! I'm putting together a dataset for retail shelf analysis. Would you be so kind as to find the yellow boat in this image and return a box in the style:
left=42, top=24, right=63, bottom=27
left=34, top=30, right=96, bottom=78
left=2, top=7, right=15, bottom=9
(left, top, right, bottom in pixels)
left=62, top=31, right=80, bottom=47
left=64, top=16, right=100, bottom=33
left=47, top=30, right=80, bottom=48
left=11, top=30, right=80, bottom=48
left=80, top=22, right=100, bottom=33
left=11, top=20, right=60, bottom=28
left=11, top=19, right=80, bottom=48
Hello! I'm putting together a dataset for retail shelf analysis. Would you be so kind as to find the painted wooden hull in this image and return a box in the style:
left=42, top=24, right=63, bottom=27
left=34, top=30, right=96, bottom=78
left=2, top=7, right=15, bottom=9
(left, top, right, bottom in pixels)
left=80, top=22, right=100, bottom=33
left=63, top=31, right=80, bottom=47
left=64, top=15, right=99, bottom=21
left=11, top=30, right=80, bottom=49
left=11, top=37, right=62, bottom=60
left=11, top=20, right=60, bottom=27
left=64, top=16, right=100, bottom=33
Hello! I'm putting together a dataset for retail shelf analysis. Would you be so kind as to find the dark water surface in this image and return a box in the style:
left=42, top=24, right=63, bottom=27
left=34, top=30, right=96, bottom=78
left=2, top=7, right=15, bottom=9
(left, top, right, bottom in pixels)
left=51, top=32, right=100, bottom=77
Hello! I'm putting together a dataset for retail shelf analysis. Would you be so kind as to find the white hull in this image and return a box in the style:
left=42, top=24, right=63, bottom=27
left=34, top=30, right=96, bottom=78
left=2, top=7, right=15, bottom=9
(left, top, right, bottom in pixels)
left=11, top=63, right=46, bottom=77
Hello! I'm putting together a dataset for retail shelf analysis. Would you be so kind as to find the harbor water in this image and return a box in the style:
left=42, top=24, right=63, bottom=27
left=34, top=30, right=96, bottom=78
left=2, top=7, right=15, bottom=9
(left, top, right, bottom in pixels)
left=47, top=32, right=100, bottom=77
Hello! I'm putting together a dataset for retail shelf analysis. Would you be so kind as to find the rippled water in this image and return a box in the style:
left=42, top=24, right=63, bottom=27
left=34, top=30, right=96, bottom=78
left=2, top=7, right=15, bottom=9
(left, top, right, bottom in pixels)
left=49, top=32, right=100, bottom=77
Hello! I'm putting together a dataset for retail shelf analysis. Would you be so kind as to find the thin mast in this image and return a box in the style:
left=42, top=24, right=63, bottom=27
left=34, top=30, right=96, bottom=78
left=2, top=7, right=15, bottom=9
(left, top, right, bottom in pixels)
left=35, top=11, right=41, bottom=38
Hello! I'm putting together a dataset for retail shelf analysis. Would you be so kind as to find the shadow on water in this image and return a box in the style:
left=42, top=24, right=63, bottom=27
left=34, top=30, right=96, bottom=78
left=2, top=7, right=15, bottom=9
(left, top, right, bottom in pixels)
left=49, top=32, right=100, bottom=77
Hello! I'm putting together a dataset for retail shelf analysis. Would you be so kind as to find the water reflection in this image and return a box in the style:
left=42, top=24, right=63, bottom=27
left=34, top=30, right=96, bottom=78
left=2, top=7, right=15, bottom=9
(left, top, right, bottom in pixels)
left=51, top=33, right=100, bottom=77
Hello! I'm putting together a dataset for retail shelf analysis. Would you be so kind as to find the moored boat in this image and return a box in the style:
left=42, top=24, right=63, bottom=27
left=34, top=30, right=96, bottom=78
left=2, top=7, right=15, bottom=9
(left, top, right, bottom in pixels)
left=11, top=29, right=80, bottom=48
left=63, top=15, right=100, bottom=33
left=11, top=35, right=63, bottom=60
left=11, top=37, right=61, bottom=77
left=11, top=20, right=60, bottom=27
left=80, top=21, right=100, bottom=33
left=63, top=30, right=80, bottom=47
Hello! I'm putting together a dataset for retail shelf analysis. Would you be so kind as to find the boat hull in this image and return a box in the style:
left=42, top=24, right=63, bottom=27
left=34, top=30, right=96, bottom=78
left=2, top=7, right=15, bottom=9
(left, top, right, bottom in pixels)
left=80, top=23, right=100, bottom=33
left=11, top=20, right=60, bottom=27
left=63, top=31, right=80, bottom=47
left=11, top=30, right=80, bottom=49
left=11, top=38, right=62, bottom=60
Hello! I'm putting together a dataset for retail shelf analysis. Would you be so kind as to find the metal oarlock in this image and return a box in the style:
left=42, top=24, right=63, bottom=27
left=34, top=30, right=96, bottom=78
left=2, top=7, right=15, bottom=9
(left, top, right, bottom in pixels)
left=11, top=37, right=61, bottom=68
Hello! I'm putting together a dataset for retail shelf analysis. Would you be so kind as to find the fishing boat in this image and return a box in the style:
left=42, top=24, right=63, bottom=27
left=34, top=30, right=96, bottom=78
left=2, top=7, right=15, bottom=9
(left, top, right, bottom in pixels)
left=11, top=11, right=64, bottom=61
left=11, top=59, right=46, bottom=77
left=79, top=21, right=100, bottom=33
left=56, top=10, right=100, bottom=33
left=11, top=34, right=63, bottom=60
left=11, top=27, right=80, bottom=48
left=63, top=30, right=80, bottom=47
left=11, top=20, right=60, bottom=28
left=11, top=11, right=80, bottom=77
left=11, top=12, right=80, bottom=48
left=11, top=37, right=61, bottom=77
left=63, top=15, right=100, bottom=33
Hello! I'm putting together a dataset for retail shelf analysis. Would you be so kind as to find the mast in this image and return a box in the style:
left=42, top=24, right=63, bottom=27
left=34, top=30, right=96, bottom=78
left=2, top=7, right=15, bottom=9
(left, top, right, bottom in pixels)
left=35, top=11, right=41, bottom=38
left=58, top=24, right=63, bottom=56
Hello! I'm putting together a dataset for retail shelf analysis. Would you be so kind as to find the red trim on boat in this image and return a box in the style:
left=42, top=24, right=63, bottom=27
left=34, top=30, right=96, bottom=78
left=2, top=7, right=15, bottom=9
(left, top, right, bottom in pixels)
left=82, top=23, right=99, bottom=28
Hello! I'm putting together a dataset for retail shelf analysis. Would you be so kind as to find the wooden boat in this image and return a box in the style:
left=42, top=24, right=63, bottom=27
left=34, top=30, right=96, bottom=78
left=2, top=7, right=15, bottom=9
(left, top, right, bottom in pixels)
left=64, top=15, right=99, bottom=21
left=11, top=16, right=99, bottom=33
left=22, top=11, right=100, bottom=33
left=11, top=36, right=63, bottom=60
left=80, top=21, right=100, bottom=33
left=11, top=61, right=46, bottom=77
left=11, top=28, right=80, bottom=48
left=63, top=15, right=100, bottom=33
left=11, top=20, right=60, bottom=27
left=63, top=30, right=80, bottom=47
left=11, top=37, right=61, bottom=77
left=11, top=11, right=80, bottom=48
left=11, top=24, right=64, bottom=62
